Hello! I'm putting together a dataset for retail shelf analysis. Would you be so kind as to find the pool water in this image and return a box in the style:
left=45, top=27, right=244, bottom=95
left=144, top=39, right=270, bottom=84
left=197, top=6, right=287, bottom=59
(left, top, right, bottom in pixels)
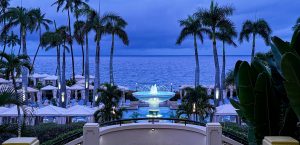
left=122, top=107, right=176, bottom=119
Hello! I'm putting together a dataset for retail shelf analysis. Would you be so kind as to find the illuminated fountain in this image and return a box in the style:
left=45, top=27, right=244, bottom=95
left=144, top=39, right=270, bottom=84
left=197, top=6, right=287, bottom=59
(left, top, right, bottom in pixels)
left=133, top=84, right=175, bottom=117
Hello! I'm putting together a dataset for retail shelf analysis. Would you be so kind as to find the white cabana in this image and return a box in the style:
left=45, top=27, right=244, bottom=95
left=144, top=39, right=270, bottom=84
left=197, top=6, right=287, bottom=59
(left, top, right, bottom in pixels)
left=75, top=75, right=85, bottom=82
left=42, top=75, right=58, bottom=86
left=68, top=84, right=85, bottom=100
left=213, top=104, right=240, bottom=124
left=18, top=87, right=39, bottom=102
left=29, top=73, right=49, bottom=86
left=40, top=85, right=58, bottom=101
left=65, top=105, right=96, bottom=123
left=0, top=106, right=35, bottom=117
left=36, top=105, right=67, bottom=124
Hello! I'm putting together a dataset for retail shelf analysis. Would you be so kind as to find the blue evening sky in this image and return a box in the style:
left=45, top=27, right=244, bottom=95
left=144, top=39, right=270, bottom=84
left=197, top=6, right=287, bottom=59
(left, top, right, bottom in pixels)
left=8, top=0, right=300, bottom=56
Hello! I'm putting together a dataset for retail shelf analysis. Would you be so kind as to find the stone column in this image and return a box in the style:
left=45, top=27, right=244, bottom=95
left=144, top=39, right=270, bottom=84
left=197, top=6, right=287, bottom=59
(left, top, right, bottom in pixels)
left=83, top=123, right=100, bottom=145
left=263, top=136, right=299, bottom=145
left=206, top=123, right=222, bottom=145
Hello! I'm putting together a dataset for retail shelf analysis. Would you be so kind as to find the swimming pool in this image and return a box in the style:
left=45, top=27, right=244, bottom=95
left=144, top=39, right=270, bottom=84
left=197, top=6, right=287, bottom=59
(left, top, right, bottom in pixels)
left=122, top=107, right=176, bottom=119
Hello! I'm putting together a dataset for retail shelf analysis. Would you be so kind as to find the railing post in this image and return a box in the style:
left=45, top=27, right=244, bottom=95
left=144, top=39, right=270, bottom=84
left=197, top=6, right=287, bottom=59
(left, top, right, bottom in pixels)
left=206, top=123, right=222, bottom=145
left=83, top=123, right=100, bottom=145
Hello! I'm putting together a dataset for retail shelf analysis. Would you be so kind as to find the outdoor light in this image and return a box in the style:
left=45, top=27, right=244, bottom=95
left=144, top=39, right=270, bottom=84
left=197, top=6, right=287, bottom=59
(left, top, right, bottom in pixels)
left=85, top=82, right=88, bottom=89
left=215, top=88, right=219, bottom=99
left=151, top=128, right=155, bottom=131
left=58, top=83, right=61, bottom=89
left=95, top=95, right=98, bottom=101
left=61, top=92, right=65, bottom=102
left=192, top=103, right=196, bottom=113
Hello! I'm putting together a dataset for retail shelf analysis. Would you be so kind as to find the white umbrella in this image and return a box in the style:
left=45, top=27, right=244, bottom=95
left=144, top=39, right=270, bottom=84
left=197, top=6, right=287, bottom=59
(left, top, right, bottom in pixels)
left=69, top=84, right=85, bottom=90
left=43, top=75, right=58, bottom=81
left=65, top=105, right=96, bottom=116
left=215, top=104, right=237, bottom=116
left=36, top=105, right=66, bottom=116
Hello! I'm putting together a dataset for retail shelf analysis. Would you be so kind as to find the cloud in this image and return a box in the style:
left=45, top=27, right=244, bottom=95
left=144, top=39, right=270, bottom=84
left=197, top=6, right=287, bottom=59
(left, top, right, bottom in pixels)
left=6, top=0, right=300, bottom=55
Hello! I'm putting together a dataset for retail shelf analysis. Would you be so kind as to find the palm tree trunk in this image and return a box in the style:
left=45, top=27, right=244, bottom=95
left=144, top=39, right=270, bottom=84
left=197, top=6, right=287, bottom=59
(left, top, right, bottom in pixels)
left=21, top=26, right=28, bottom=102
left=61, top=42, right=67, bottom=108
left=11, top=72, right=21, bottom=137
left=18, top=27, right=22, bottom=55
left=93, top=39, right=100, bottom=106
left=67, top=8, right=75, bottom=81
left=57, top=46, right=61, bottom=103
left=193, top=34, right=200, bottom=87
left=0, top=16, right=7, bottom=60
left=221, top=40, right=226, bottom=103
left=81, top=44, right=84, bottom=76
left=32, top=29, right=42, bottom=70
left=251, top=33, right=256, bottom=62
left=109, top=33, right=115, bottom=85
left=212, top=28, right=220, bottom=107
left=0, top=42, right=7, bottom=60
left=84, top=32, right=89, bottom=105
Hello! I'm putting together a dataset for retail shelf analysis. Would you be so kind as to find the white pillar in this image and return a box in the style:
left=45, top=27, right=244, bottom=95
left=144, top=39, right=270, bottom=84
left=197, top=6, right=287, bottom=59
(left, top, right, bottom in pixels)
left=75, top=91, right=78, bottom=100
left=37, top=91, right=42, bottom=103
left=81, top=90, right=85, bottom=100
left=83, top=123, right=100, bottom=145
left=222, top=89, right=227, bottom=100
left=206, top=123, right=222, bottom=145
left=52, top=90, right=57, bottom=99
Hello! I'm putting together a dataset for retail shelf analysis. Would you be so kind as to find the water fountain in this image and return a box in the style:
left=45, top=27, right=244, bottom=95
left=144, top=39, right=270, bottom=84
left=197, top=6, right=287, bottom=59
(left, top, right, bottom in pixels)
left=133, top=84, right=175, bottom=117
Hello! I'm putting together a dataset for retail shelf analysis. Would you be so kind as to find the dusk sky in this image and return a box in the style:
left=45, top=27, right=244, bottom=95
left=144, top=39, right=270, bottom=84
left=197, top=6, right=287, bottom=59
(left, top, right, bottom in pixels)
left=9, top=0, right=300, bottom=56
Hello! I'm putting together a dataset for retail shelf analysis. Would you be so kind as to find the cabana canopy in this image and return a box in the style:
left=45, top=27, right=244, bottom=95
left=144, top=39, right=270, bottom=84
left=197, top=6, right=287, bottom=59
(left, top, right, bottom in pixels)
left=75, top=75, right=84, bottom=79
left=65, top=105, right=96, bottom=116
left=41, top=85, right=57, bottom=91
left=0, top=106, right=35, bottom=116
left=29, top=73, right=49, bottom=78
left=118, top=85, right=129, bottom=91
left=43, top=75, right=58, bottom=81
left=18, top=87, right=39, bottom=93
left=0, top=107, right=8, bottom=113
left=36, top=105, right=66, bottom=116
left=215, top=104, right=237, bottom=116
left=69, top=84, right=84, bottom=90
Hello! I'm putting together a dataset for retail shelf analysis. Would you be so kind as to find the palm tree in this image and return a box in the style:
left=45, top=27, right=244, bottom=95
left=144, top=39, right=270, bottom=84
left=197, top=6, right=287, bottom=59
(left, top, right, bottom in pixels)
left=6, top=31, right=20, bottom=53
left=196, top=1, right=234, bottom=104
left=106, top=14, right=129, bottom=85
left=1, top=7, right=39, bottom=102
left=31, top=9, right=52, bottom=68
left=293, top=17, right=300, bottom=30
left=0, top=52, right=31, bottom=137
left=0, top=0, right=10, bottom=59
left=176, top=15, right=209, bottom=87
left=239, top=19, right=272, bottom=62
left=57, top=26, right=71, bottom=108
left=52, top=0, right=89, bottom=81
left=216, top=24, right=237, bottom=99
left=40, top=24, right=66, bottom=106
left=176, top=86, right=215, bottom=121
left=94, top=83, right=123, bottom=123
left=74, top=20, right=85, bottom=76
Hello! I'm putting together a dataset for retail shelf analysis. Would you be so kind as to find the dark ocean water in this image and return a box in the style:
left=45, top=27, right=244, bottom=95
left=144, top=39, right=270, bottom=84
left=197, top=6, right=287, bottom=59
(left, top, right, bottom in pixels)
left=32, top=55, right=250, bottom=90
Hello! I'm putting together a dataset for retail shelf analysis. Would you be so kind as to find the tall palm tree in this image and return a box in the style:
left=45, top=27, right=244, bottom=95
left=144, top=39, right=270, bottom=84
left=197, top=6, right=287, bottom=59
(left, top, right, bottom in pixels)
left=1, top=7, right=39, bottom=102
left=196, top=1, right=234, bottom=104
left=176, top=86, right=215, bottom=121
left=74, top=20, right=85, bottom=76
left=6, top=31, right=20, bottom=53
left=239, top=19, right=272, bottom=62
left=216, top=24, right=237, bottom=99
left=40, top=30, right=63, bottom=106
left=0, top=52, right=31, bottom=137
left=293, top=17, right=300, bottom=30
left=0, top=0, right=10, bottom=59
left=32, top=9, right=52, bottom=68
left=105, top=14, right=129, bottom=85
left=176, top=15, right=209, bottom=87
left=57, top=26, right=71, bottom=108
left=52, top=0, right=89, bottom=81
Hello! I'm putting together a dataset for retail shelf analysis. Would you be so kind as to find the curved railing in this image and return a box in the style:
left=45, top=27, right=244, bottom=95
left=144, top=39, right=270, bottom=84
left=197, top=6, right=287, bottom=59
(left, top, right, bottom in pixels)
left=99, top=117, right=206, bottom=127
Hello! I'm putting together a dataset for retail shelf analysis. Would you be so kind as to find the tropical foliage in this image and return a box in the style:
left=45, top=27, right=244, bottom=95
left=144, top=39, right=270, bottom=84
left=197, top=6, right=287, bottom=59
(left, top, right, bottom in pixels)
left=176, top=86, right=215, bottom=121
left=94, top=84, right=124, bottom=123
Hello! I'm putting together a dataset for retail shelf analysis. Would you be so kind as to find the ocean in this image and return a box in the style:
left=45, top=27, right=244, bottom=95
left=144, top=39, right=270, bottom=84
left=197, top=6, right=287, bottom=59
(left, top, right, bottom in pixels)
left=32, top=55, right=250, bottom=90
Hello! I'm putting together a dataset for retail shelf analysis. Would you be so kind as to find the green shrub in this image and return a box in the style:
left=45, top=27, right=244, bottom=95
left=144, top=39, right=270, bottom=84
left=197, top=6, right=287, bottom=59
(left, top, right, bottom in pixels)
left=41, top=129, right=83, bottom=145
